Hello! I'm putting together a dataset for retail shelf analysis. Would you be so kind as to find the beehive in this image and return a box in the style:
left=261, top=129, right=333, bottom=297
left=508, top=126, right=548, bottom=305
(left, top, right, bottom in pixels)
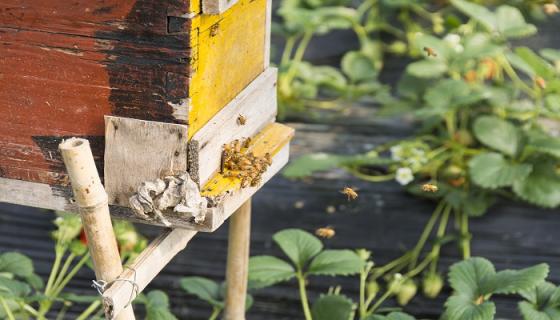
left=0, top=0, right=293, bottom=230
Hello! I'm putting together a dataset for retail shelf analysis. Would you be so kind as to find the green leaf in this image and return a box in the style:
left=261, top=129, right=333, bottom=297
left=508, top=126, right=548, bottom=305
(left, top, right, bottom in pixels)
left=60, top=293, right=99, bottom=303
left=273, top=229, right=323, bottom=269
left=406, top=60, right=447, bottom=78
left=496, top=6, right=536, bottom=38
left=526, top=131, right=560, bottom=158
left=473, top=116, right=521, bottom=156
left=448, top=257, right=495, bottom=298
left=248, top=256, right=296, bottom=287
left=0, top=277, right=31, bottom=297
left=507, top=52, right=536, bottom=77
left=0, top=252, right=34, bottom=278
left=451, top=0, right=496, bottom=31
left=519, top=282, right=560, bottom=320
left=341, top=51, right=378, bottom=82
left=307, top=250, right=364, bottom=276
left=459, top=33, right=502, bottom=60
left=444, top=294, right=496, bottom=320
left=283, top=153, right=347, bottom=178
left=424, top=79, right=470, bottom=113
left=487, top=264, right=549, bottom=295
left=469, top=152, right=532, bottom=189
left=368, top=312, right=416, bottom=320
left=180, top=277, right=222, bottom=307
left=311, top=294, right=354, bottom=320
left=144, top=290, right=178, bottom=320
left=540, top=49, right=560, bottom=64
left=25, top=274, right=44, bottom=290
left=515, top=47, right=555, bottom=79
left=513, top=160, right=560, bottom=208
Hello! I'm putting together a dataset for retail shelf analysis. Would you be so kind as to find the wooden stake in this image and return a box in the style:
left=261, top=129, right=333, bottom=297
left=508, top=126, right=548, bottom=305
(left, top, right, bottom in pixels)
left=224, top=200, right=252, bottom=320
left=59, top=138, right=135, bottom=320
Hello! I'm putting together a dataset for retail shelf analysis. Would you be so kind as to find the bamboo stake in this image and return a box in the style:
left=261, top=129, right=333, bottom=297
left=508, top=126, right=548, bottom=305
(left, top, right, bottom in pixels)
left=224, top=199, right=252, bottom=320
left=59, top=138, right=135, bottom=320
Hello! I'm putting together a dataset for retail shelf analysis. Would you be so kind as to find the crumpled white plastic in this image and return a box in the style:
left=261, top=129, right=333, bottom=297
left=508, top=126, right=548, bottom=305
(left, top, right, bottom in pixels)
left=129, top=172, right=207, bottom=226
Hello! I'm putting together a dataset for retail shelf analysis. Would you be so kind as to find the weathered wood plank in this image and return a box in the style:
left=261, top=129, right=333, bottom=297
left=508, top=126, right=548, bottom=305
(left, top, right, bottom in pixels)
left=102, top=228, right=198, bottom=319
left=104, top=117, right=189, bottom=207
left=188, top=68, right=277, bottom=186
left=202, top=0, right=239, bottom=14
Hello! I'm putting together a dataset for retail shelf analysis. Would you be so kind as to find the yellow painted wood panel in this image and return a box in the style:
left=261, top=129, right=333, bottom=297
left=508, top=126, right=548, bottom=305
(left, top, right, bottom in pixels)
left=201, top=123, right=294, bottom=196
left=188, top=0, right=267, bottom=138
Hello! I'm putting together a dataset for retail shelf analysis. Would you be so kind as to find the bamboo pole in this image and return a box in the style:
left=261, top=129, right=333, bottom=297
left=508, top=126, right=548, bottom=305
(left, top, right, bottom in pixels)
left=59, top=138, right=135, bottom=320
left=224, top=199, right=252, bottom=320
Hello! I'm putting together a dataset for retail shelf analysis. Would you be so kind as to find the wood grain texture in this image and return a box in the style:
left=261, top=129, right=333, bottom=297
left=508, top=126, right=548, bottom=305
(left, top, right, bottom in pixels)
left=103, top=228, right=197, bottom=319
left=189, top=68, right=277, bottom=186
left=104, top=116, right=189, bottom=207
left=224, top=200, right=251, bottom=320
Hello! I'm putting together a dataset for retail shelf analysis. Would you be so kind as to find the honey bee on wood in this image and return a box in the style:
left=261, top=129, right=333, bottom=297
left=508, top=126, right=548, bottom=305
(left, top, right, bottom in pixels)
left=237, top=114, right=247, bottom=125
left=422, top=183, right=438, bottom=193
left=423, top=47, right=437, bottom=57
left=315, top=226, right=335, bottom=239
left=341, top=187, right=358, bottom=201
left=243, top=137, right=252, bottom=148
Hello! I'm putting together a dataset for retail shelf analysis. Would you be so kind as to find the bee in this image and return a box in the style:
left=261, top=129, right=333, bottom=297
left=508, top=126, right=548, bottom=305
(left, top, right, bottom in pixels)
left=423, top=47, right=437, bottom=57
left=232, top=139, right=242, bottom=153
left=422, top=183, right=439, bottom=193
left=243, top=137, right=252, bottom=148
left=341, top=187, right=358, bottom=201
left=315, top=226, right=336, bottom=239
left=535, top=77, right=547, bottom=89
left=544, top=3, right=559, bottom=15
left=237, top=114, right=247, bottom=125
left=264, top=152, right=272, bottom=165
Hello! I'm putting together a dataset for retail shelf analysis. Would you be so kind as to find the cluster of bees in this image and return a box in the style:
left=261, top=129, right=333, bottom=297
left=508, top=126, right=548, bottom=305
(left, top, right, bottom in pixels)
left=221, top=138, right=272, bottom=188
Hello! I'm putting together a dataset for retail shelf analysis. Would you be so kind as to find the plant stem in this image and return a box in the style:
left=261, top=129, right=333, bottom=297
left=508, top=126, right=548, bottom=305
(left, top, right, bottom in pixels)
left=429, top=204, right=451, bottom=274
left=55, top=303, right=70, bottom=320
left=409, top=201, right=445, bottom=271
left=498, top=54, right=536, bottom=98
left=45, top=245, right=65, bottom=295
left=371, top=252, right=412, bottom=278
left=346, top=168, right=395, bottom=182
left=281, top=36, right=296, bottom=66
left=53, top=253, right=76, bottom=291
left=76, top=300, right=101, bottom=320
left=284, top=31, right=313, bottom=85
left=209, top=307, right=222, bottom=320
left=359, top=268, right=367, bottom=318
left=297, top=271, right=313, bottom=320
left=50, top=253, right=90, bottom=299
left=0, top=297, right=15, bottom=320
left=368, top=288, right=393, bottom=315
left=460, top=211, right=471, bottom=259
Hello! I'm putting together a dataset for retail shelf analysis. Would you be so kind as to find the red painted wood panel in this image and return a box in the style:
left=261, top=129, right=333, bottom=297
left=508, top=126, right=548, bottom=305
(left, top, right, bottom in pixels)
left=0, top=0, right=191, bottom=186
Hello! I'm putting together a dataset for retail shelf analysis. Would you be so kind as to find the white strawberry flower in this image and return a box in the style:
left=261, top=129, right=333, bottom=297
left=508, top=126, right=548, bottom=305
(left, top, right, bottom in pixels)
left=396, top=167, right=414, bottom=185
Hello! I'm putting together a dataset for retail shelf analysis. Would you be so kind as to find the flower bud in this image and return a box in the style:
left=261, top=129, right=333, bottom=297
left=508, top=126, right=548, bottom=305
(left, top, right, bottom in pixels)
left=397, top=279, right=417, bottom=306
left=388, top=273, right=404, bottom=293
left=422, top=273, right=444, bottom=298
left=366, top=280, right=380, bottom=300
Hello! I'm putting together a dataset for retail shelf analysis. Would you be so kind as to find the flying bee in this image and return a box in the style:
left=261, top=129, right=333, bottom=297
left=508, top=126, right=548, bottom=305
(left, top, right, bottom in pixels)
left=423, top=47, right=437, bottom=57
left=341, top=187, right=358, bottom=201
left=315, top=226, right=336, bottom=239
left=422, top=183, right=439, bottom=193
left=535, top=77, right=547, bottom=89
left=237, top=114, right=247, bottom=125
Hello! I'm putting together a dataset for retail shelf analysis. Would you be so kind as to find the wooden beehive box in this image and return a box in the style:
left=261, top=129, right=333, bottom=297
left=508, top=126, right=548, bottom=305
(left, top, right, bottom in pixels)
left=0, top=0, right=293, bottom=231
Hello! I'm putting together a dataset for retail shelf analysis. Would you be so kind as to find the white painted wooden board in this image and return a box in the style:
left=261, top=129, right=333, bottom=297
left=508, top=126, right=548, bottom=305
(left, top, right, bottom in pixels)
left=189, top=67, right=277, bottom=187
left=104, top=116, right=189, bottom=207
left=202, top=0, right=239, bottom=14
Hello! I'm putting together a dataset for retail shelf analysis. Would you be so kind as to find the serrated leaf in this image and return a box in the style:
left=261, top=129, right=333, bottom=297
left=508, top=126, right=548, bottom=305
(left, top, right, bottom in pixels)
left=406, top=60, right=447, bottom=78
left=311, top=294, right=355, bottom=320
left=444, top=294, right=496, bottom=320
left=273, top=229, right=322, bottom=268
left=341, top=51, right=378, bottom=82
left=180, top=277, right=222, bottom=307
left=527, top=132, right=560, bottom=158
left=368, top=312, right=416, bottom=320
left=307, top=250, right=363, bottom=276
left=448, top=257, right=495, bottom=298
left=0, top=252, right=34, bottom=278
left=145, top=290, right=177, bottom=320
left=515, top=47, right=555, bottom=79
left=496, top=6, right=536, bottom=38
left=473, top=116, right=521, bottom=156
left=451, top=0, right=496, bottom=31
left=248, top=256, right=295, bottom=287
left=487, top=264, right=548, bottom=295
left=519, top=282, right=560, bottom=320
left=513, top=161, right=560, bottom=208
left=469, top=153, right=532, bottom=189
left=283, top=153, right=346, bottom=178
